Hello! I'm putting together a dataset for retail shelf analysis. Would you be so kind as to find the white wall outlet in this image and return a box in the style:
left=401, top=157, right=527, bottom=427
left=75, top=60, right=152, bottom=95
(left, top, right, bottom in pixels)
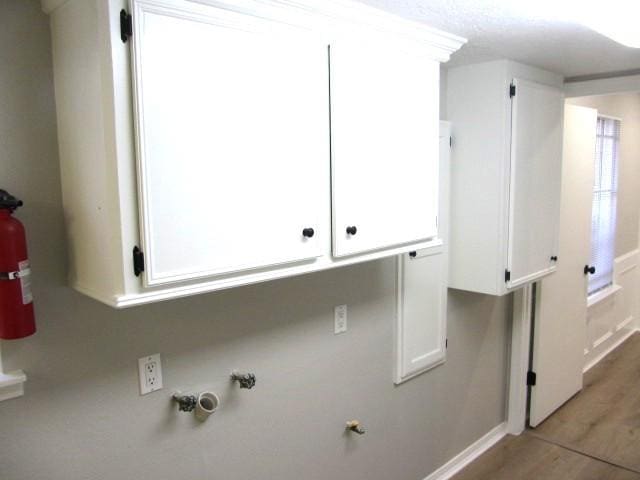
left=334, top=304, right=347, bottom=334
left=138, top=353, right=163, bottom=395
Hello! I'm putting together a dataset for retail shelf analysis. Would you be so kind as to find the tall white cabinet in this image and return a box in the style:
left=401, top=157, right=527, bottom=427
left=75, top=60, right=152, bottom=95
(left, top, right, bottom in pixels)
left=395, top=122, right=450, bottom=383
left=44, top=0, right=465, bottom=307
left=447, top=60, right=564, bottom=296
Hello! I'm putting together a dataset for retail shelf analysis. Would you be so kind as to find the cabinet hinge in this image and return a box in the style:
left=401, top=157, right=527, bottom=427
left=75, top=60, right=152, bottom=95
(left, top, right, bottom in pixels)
left=120, top=9, right=133, bottom=43
left=446, top=338, right=448, bottom=349
left=509, top=83, right=516, bottom=98
left=527, top=371, right=537, bottom=386
left=133, top=246, right=145, bottom=277
left=449, top=136, right=452, bottom=147
left=505, top=269, right=511, bottom=282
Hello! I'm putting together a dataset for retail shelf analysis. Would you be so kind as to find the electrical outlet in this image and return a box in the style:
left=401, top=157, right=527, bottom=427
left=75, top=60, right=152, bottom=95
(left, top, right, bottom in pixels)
left=334, top=304, right=347, bottom=334
left=138, top=353, right=163, bottom=395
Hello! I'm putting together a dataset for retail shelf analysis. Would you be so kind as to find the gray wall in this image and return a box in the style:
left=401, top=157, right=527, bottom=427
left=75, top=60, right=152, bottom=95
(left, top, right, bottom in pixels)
left=567, top=94, right=640, bottom=257
left=0, top=2, right=511, bottom=479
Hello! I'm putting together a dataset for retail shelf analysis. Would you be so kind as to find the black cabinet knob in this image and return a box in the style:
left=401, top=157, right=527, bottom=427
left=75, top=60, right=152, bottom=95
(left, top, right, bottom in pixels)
left=409, top=251, right=417, bottom=258
left=584, top=265, right=596, bottom=275
left=302, top=228, right=314, bottom=238
left=550, top=256, right=558, bottom=262
left=346, top=226, right=357, bottom=235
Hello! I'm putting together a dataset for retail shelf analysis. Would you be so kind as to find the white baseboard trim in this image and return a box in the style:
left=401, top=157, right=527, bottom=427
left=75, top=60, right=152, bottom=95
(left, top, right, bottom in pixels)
left=584, top=327, right=639, bottom=373
left=592, top=331, right=613, bottom=349
left=423, top=422, right=508, bottom=480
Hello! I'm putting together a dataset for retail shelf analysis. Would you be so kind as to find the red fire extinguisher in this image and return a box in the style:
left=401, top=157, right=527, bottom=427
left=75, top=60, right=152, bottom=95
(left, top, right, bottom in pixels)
left=0, top=190, right=35, bottom=340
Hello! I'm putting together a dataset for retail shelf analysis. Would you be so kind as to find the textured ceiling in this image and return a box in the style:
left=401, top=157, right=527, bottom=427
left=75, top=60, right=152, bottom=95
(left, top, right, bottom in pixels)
left=356, top=0, right=640, bottom=78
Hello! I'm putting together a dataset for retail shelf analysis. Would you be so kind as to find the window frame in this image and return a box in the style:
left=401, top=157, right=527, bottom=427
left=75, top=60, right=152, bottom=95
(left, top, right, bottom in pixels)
left=587, top=114, right=621, bottom=300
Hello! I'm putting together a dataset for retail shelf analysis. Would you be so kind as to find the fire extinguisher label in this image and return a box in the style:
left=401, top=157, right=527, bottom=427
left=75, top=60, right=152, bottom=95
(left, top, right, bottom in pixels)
left=18, top=260, right=33, bottom=305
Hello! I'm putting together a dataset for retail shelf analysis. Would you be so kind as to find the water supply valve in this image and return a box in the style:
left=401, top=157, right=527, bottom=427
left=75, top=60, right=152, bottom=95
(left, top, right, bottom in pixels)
left=231, top=371, right=256, bottom=389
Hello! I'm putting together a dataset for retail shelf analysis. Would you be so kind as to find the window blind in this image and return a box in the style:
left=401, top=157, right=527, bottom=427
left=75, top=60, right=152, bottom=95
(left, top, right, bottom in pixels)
left=588, top=116, right=620, bottom=296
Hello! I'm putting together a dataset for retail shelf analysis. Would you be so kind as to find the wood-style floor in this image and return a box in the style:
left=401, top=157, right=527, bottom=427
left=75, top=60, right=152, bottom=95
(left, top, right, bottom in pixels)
left=452, top=333, right=640, bottom=480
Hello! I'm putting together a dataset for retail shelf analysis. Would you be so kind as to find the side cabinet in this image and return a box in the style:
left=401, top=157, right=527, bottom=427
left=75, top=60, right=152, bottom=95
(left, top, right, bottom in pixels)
left=45, top=0, right=465, bottom=307
left=447, top=60, right=564, bottom=296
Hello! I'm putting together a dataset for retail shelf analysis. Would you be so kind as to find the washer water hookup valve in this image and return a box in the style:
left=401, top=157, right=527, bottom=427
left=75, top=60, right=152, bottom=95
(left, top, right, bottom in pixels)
left=172, top=391, right=220, bottom=421
left=231, top=371, right=256, bottom=389
left=346, top=420, right=365, bottom=435
left=173, top=393, right=197, bottom=412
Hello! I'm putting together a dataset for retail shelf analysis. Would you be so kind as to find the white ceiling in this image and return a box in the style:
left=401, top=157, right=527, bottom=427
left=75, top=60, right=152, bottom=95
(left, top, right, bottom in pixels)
left=357, top=0, right=640, bottom=79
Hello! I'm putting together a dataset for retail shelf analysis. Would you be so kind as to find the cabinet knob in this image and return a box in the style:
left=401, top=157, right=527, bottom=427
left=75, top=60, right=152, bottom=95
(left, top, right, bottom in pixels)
left=550, top=256, right=558, bottom=262
left=584, top=265, right=596, bottom=275
left=346, top=226, right=357, bottom=236
left=302, top=228, right=314, bottom=238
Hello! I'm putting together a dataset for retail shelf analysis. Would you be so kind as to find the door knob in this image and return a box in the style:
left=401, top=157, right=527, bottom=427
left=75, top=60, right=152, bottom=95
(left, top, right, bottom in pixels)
left=302, top=228, right=314, bottom=238
left=584, top=265, right=596, bottom=275
left=346, top=226, right=357, bottom=235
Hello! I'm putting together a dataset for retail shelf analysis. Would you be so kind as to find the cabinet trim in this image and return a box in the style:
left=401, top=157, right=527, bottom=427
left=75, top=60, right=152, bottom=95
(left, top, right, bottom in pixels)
left=42, top=0, right=466, bottom=60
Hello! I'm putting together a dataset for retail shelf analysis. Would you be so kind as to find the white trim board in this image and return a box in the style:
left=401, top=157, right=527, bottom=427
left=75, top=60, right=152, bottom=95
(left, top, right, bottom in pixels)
left=584, top=327, right=639, bottom=373
left=564, top=74, right=640, bottom=98
left=423, top=423, right=508, bottom=480
left=41, top=0, right=466, bottom=61
left=506, top=284, right=533, bottom=435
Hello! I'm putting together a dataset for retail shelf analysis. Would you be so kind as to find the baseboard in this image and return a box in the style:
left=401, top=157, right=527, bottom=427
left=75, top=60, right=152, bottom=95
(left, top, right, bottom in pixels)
left=423, top=422, right=507, bottom=480
left=584, top=327, right=639, bottom=373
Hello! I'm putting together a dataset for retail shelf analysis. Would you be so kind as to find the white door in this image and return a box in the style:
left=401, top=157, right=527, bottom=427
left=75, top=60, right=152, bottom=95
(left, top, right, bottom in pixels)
left=329, top=41, right=439, bottom=257
left=529, top=104, right=597, bottom=427
left=130, top=0, right=329, bottom=286
left=507, top=78, right=564, bottom=288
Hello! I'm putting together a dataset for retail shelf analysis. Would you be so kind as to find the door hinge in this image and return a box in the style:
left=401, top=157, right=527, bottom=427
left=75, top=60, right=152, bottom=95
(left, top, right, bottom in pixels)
left=509, top=83, right=516, bottom=98
left=505, top=269, right=511, bottom=282
left=133, top=246, right=145, bottom=277
left=527, top=371, right=537, bottom=386
left=120, top=9, right=133, bottom=43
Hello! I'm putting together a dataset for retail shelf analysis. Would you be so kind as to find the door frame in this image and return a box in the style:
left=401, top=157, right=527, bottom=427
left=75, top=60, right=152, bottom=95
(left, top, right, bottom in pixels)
left=506, top=76, right=640, bottom=435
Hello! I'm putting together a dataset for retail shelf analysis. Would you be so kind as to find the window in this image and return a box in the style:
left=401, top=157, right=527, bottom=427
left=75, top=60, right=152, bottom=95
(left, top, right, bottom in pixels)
left=588, top=116, right=620, bottom=296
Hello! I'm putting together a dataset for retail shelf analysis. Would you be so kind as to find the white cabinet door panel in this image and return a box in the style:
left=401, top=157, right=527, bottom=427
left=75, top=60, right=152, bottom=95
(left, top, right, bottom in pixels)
left=507, top=78, right=563, bottom=288
left=396, top=249, right=447, bottom=382
left=330, top=43, right=439, bottom=257
left=131, top=1, right=329, bottom=286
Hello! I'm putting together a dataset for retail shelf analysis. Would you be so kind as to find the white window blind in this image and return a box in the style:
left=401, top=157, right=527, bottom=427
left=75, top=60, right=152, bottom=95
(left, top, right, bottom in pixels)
left=588, top=116, right=620, bottom=296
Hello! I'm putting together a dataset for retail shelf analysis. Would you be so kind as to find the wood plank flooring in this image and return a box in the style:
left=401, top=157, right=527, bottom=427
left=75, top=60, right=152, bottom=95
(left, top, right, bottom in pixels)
left=452, top=333, right=640, bottom=480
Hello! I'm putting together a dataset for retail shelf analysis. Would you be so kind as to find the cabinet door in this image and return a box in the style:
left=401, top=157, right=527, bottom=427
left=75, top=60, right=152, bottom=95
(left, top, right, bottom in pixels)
left=329, top=42, right=439, bottom=257
left=507, top=78, right=563, bottom=288
left=130, top=1, right=329, bottom=286
left=395, top=249, right=447, bottom=383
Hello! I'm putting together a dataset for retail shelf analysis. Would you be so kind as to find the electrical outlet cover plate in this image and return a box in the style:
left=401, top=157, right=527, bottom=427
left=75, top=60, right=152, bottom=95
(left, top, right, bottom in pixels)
left=334, top=304, right=347, bottom=334
left=138, top=353, right=163, bottom=395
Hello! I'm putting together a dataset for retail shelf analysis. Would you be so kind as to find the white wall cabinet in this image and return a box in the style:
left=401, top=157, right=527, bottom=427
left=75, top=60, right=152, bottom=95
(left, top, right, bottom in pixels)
left=447, top=60, right=564, bottom=296
left=44, top=0, right=464, bottom=307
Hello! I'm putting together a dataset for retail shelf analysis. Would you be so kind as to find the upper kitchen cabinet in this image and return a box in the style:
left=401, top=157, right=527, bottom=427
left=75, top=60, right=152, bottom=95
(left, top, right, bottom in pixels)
left=43, top=0, right=465, bottom=307
left=447, top=60, right=564, bottom=296
left=130, top=2, right=328, bottom=287
left=330, top=41, right=440, bottom=257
